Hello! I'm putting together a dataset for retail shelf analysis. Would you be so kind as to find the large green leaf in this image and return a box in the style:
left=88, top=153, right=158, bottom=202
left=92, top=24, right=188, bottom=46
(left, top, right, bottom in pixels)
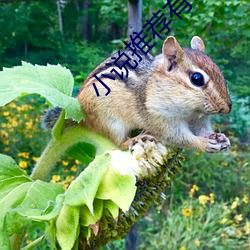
left=79, top=199, right=103, bottom=227
left=20, top=181, right=64, bottom=212
left=0, top=154, right=65, bottom=248
left=96, top=167, right=136, bottom=212
left=63, top=154, right=111, bottom=213
left=0, top=176, right=31, bottom=201
left=65, top=142, right=96, bottom=165
left=56, top=205, right=80, bottom=250
left=0, top=154, right=30, bottom=181
left=0, top=62, right=85, bottom=121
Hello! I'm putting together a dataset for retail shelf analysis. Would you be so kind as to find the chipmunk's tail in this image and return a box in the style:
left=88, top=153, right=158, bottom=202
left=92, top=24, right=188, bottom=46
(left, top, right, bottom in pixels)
left=41, top=106, right=62, bottom=130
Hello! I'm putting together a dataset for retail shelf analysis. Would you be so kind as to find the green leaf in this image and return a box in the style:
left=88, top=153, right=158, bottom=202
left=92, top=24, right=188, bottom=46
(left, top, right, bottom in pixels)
left=80, top=199, right=103, bottom=226
left=0, top=62, right=85, bottom=122
left=45, top=221, right=56, bottom=249
left=0, top=231, right=10, bottom=250
left=0, top=182, right=33, bottom=218
left=2, top=210, right=30, bottom=237
left=96, top=167, right=136, bottom=212
left=20, top=181, right=64, bottom=213
left=103, top=200, right=119, bottom=219
left=65, top=142, right=96, bottom=165
left=0, top=154, right=30, bottom=181
left=56, top=205, right=80, bottom=250
left=52, top=109, right=65, bottom=139
left=0, top=176, right=32, bottom=201
left=80, top=226, right=92, bottom=240
left=26, top=197, right=63, bottom=222
left=0, top=154, right=65, bottom=244
left=0, top=181, right=64, bottom=239
left=0, top=182, right=33, bottom=247
left=64, top=154, right=111, bottom=213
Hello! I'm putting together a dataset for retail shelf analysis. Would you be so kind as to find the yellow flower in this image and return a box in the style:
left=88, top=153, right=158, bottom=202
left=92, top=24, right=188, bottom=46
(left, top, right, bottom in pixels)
left=66, top=176, right=75, bottom=182
left=194, top=238, right=201, bottom=247
left=9, top=102, right=16, bottom=108
left=75, top=159, right=81, bottom=165
left=70, top=165, right=77, bottom=172
left=221, top=232, right=227, bottom=238
left=220, top=218, right=228, bottom=224
left=26, top=121, right=33, bottom=129
left=3, top=138, right=9, bottom=145
left=18, top=152, right=30, bottom=159
left=244, top=221, right=250, bottom=234
left=51, top=175, right=61, bottom=183
left=234, top=214, right=243, bottom=224
left=232, top=150, right=237, bottom=156
left=32, top=157, right=39, bottom=162
left=189, top=184, right=199, bottom=197
left=3, top=111, right=9, bottom=116
left=19, top=161, right=28, bottom=169
left=231, top=198, right=240, bottom=209
left=182, top=207, right=192, bottom=217
left=209, top=193, right=215, bottom=204
left=62, top=160, right=69, bottom=166
left=221, top=162, right=228, bottom=167
left=63, top=182, right=69, bottom=189
left=0, top=130, right=8, bottom=138
left=11, top=120, right=18, bottom=127
left=243, top=195, right=248, bottom=204
left=198, top=195, right=210, bottom=206
left=179, top=247, right=186, bottom=250
left=17, top=105, right=30, bottom=112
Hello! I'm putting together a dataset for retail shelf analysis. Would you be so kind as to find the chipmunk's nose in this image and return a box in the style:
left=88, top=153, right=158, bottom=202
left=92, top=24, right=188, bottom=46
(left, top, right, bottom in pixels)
left=219, top=101, right=232, bottom=114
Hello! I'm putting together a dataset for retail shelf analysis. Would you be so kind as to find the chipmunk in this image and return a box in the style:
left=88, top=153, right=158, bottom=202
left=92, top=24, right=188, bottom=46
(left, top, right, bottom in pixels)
left=43, top=36, right=232, bottom=153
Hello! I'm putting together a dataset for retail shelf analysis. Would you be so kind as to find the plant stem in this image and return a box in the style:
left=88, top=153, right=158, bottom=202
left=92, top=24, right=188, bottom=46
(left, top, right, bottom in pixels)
left=30, top=126, right=118, bottom=181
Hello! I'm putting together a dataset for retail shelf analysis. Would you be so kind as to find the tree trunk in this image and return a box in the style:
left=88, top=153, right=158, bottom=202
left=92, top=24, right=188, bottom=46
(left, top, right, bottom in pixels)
left=56, top=0, right=63, bottom=36
left=126, top=2, right=142, bottom=243
left=128, top=0, right=142, bottom=43
left=125, top=224, right=137, bottom=250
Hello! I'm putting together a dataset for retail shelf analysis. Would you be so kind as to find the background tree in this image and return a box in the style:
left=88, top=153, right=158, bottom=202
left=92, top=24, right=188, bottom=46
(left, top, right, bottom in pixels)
left=128, top=0, right=142, bottom=42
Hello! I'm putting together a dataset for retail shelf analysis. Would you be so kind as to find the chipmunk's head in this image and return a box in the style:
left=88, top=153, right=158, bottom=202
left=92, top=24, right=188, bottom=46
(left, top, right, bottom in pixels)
left=153, top=36, right=232, bottom=116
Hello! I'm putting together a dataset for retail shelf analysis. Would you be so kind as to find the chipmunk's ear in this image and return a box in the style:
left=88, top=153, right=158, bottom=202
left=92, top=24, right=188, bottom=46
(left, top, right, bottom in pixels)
left=162, top=36, right=184, bottom=66
left=191, top=36, right=205, bottom=52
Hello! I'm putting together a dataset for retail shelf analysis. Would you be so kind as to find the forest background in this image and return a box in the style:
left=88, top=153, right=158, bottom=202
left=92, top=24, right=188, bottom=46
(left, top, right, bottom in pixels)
left=0, top=0, right=249, bottom=249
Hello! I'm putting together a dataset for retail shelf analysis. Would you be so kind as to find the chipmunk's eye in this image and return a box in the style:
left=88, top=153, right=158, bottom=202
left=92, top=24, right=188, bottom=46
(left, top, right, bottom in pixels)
left=190, top=72, right=204, bottom=87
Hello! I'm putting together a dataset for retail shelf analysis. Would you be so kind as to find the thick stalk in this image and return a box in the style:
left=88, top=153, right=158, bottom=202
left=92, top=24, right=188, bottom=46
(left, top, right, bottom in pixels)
left=30, top=126, right=118, bottom=181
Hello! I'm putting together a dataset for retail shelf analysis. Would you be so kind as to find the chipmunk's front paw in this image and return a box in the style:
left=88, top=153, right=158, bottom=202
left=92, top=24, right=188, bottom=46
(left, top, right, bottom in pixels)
left=128, top=134, right=156, bottom=152
left=206, top=133, right=230, bottom=153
